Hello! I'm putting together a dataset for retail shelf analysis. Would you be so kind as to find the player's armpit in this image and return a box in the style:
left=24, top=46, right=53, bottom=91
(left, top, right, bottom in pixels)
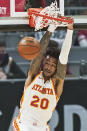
left=56, top=60, right=67, bottom=80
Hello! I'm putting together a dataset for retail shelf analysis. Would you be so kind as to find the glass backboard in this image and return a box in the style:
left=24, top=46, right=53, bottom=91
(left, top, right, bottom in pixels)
left=0, top=0, right=87, bottom=27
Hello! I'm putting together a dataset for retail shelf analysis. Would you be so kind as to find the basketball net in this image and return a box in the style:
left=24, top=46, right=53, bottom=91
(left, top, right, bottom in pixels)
left=35, top=0, right=61, bottom=31
left=28, top=0, right=73, bottom=31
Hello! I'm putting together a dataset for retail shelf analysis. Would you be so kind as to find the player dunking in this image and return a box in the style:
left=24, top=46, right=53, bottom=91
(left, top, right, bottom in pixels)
left=13, top=21, right=74, bottom=131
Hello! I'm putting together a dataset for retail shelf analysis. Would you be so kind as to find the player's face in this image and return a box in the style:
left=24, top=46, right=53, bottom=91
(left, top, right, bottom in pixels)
left=43, top=56, right=57, bottom=78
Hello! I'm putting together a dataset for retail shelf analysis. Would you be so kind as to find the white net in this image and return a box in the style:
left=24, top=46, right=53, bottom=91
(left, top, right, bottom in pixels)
left=35, top=0, right=61, bottom=31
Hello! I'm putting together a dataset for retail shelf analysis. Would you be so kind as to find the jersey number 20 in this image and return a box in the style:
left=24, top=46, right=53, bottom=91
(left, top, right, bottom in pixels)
left=30, top=95, right=49, bottom=109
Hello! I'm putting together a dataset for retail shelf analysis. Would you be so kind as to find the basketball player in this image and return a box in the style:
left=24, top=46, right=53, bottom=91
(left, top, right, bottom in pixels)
left=13, top=22, right=74, bottom=131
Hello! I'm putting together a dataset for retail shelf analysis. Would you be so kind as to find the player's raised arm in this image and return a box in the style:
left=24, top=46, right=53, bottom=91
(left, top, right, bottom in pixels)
left=56, top=23, right=74, bottom=98
left=24, top=25, right=58, bottom=87
left=28, top=32, right=51, bottom=78
left=29, top=31, right=52, bottom=74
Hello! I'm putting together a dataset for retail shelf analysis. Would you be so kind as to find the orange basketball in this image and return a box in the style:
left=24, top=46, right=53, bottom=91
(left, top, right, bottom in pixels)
left=18, top=37, right=40, bottom=60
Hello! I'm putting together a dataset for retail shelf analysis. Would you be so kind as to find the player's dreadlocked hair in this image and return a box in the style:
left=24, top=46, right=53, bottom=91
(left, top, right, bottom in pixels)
left=45, top=40, right=60, bottom=60
left=40, top=40, right=60, bottom=71
left=45, top=47, right=60, bottom=59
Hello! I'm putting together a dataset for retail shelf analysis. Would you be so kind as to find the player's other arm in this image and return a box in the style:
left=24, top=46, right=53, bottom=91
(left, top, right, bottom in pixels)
left=56, top=23, right=74, bottom=99
left=24, top=31, right=52, bottom=88
left=28, top=24, right=58, bottom=78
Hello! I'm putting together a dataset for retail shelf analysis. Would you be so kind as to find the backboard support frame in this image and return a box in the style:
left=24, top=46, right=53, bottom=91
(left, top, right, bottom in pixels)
left=0, top=0, right=65, bottom=26
left=10, top=0, right=64, bottom=17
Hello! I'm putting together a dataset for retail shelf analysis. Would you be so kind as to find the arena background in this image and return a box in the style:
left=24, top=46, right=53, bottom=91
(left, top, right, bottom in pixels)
left=0, top=0, right=87, bottom=131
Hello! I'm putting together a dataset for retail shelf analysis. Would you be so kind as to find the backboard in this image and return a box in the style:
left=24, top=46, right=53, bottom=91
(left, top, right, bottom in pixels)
left=0, top=0, right=87, bottom=29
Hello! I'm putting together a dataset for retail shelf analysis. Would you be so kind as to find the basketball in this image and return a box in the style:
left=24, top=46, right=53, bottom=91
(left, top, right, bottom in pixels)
left=18, top=37, right=40, bottom=60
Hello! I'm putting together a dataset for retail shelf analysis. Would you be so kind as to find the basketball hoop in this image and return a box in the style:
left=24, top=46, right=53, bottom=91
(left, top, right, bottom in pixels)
left=28, top=1, right=74, bottom=31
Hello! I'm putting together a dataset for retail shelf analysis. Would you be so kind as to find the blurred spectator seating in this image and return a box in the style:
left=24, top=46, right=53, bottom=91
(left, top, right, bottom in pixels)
left=77, top=30, right=87, bottom=47
left=0, top=41, right=13, bottom=80
left=0, top=40, right=26, bottom=80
